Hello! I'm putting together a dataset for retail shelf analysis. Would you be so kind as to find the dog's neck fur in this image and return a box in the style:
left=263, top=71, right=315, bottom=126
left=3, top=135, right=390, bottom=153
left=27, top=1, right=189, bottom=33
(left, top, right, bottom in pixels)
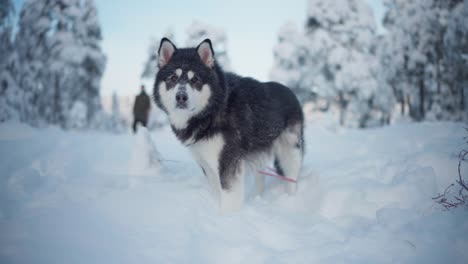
left=172, top=63, right=229, bottom=145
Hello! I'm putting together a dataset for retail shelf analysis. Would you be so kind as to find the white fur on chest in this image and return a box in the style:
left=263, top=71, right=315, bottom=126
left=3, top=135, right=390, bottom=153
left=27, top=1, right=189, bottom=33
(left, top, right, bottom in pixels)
left=169, top=111, right=191, bottom=130
left=189, top=134, right=224, bottom=173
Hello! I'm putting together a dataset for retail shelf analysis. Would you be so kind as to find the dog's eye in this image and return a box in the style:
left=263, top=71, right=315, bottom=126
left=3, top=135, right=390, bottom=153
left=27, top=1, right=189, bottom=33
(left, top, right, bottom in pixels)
left=191, top=76, right=200, bottom=85
left=169, top=74, right=178, bottom=83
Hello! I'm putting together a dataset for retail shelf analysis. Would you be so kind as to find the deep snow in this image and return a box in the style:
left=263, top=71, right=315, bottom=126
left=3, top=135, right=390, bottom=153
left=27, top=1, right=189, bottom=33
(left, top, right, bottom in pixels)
left=0, top=121, right=467, bottom=263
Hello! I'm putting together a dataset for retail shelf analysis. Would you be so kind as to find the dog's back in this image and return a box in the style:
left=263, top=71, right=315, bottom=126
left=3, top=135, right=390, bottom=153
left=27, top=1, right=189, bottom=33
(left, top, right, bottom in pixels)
left=224, top=73, right=304, bottom=154
left=221, top=73, right=304, bottom=196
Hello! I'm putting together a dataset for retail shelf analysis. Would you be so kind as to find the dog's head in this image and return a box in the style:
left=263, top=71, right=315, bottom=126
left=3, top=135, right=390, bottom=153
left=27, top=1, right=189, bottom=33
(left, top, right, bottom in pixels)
left=153, top=38, right=224, bottom=130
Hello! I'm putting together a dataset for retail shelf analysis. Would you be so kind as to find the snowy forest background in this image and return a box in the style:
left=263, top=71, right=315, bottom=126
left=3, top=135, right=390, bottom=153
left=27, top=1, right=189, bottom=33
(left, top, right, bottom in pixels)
left=1, top=0, right=467, bottom=131
left=1, top=2, right=468, bottom=262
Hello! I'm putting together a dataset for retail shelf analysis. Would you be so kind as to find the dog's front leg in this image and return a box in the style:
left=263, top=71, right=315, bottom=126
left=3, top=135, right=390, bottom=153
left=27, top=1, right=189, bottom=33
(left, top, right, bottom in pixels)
left=199, top=157, right=244, bottom=212
left=219, top=164, right=245, bottom=212
left=191, top=135, right=245, bottom=212
left=190, top=135, right=224, bottom=204
left=218, top=145, right=245, bottom=212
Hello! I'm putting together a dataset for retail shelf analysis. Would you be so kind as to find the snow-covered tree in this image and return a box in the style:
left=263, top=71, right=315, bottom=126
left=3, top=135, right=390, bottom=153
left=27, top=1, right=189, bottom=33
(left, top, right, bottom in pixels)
left=13, top=0, right=106, bottom=128
left=374, top=35, right=397, bottom=123
left=0, top=0, right=20, bottom=122
left=46, top=0, right=106, bottom=126
left=305, top=0, right=379, bottom=127
left=271, top=0, right=379, bottom=127
left=270, top=22, right=314, bottom=103
left=0, top=67, right=21, bottom=122
left=380, top=0, right=466, bottom=122
left=185, top=21, right=232, bottom=71
left=45, top=0, right=81, bottom=125
left=0, top=0, right=14, bottom=62
left=443, top=0, right=468, bottom=120
left=66, top=100, right=87, bottom=129
left=75, top=0, right=107, bottom=123
left=14, top=0, right=52, bottom=124
left=396, top=0, right=439, bottom=121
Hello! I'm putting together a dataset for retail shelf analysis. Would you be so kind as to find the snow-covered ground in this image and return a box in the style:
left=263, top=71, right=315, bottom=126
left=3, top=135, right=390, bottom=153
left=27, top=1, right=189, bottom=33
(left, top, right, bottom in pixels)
left=0, top=121, right=466, bottom=263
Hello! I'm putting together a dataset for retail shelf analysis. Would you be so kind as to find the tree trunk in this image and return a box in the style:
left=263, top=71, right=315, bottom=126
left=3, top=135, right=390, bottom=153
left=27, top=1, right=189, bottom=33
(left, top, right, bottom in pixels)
left=338, top=91, right=345, bottom=126
left=436, top=32, right=442, bottom=95
left=406, top=95, right=411, bottom=118
left=419, top=78, right=425, bottom=120
left=401, top=100, right=405, bottom=116
left=436, top=58, right=440, bottom=95
left=54, top=74, right=59, bottom=125
left=87, top=84, right=92, bottom=123
left=461, top=83, right=465, bottom=111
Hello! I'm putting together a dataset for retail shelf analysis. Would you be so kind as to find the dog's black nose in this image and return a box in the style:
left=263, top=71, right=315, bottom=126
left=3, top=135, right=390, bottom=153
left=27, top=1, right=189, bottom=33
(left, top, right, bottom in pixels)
left=176, top=91, right=188, bottom=103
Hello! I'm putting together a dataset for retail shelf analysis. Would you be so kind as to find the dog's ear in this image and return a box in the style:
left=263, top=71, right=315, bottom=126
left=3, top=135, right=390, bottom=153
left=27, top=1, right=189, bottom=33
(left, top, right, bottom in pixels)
left=158, top=38, right=177, bottom=68
left=196, top=39, right=215, bottom=67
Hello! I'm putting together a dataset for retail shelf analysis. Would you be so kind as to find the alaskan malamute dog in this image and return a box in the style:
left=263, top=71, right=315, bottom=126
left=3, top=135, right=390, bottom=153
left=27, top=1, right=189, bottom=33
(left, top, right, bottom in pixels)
left=153, top=38, right=304, bottom=211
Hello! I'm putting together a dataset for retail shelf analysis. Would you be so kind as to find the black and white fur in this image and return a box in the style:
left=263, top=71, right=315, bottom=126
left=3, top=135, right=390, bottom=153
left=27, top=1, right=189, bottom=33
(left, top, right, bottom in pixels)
left=153, top=38, right=304, bottom=211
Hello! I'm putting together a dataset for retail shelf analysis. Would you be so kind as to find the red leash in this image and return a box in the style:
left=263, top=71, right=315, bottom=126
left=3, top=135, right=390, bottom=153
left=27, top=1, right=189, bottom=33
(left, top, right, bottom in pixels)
left=258, top=167, right=297, bottom=183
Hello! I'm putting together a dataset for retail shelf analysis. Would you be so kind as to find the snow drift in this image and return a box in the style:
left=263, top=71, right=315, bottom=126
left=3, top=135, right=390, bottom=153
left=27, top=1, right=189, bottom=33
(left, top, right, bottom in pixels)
left=0, top=120, right=466, bottom=263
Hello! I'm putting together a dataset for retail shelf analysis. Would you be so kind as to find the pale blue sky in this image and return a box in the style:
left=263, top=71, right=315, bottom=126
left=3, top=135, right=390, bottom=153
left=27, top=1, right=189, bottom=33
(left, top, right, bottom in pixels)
left=13, top=0, right=385, bottom=96
left=95, top=0, right=310, bottom=95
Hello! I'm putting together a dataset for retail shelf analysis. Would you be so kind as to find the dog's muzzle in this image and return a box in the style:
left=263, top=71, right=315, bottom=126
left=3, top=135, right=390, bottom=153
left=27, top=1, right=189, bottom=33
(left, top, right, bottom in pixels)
left=176, top=90, right=188, bottom=108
